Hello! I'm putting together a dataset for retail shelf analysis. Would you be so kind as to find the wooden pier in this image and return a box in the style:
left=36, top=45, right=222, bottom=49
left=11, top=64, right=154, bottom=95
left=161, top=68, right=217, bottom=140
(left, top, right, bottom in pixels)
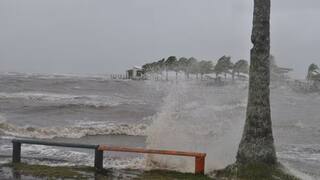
left=12, top=139, right=206, bottom=174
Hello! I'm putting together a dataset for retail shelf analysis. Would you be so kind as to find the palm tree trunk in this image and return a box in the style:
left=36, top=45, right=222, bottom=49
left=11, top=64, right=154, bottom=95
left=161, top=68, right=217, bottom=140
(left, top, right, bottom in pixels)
left=236, top=0, right=276, bottom=165
left=166, top=70, right=168, bottom=81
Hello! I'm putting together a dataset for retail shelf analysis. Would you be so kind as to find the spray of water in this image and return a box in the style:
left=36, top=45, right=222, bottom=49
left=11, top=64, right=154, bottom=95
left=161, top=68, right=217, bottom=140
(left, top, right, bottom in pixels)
left=146, top=81, right=248, bottom=172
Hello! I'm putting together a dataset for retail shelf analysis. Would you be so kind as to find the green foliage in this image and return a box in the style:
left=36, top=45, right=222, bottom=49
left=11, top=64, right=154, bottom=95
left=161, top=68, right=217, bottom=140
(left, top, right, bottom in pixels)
left=9, top=163, right=93, bottom=179
left=4, top=162, right=298, bottom=180
left=141, top=55, right=250, bottom=80
left=188, top=57, right=200, bottom=75
left=136, top=170, right=212, bottom=180
left=199, top=60, right=214, bottom=75
left=233, top=59, right=249, bottom=77
left=177, top=57, right=189, bottom=73
left=214, top=56, right=233, bottom=77
left=165, top=56, right=178, bottom=71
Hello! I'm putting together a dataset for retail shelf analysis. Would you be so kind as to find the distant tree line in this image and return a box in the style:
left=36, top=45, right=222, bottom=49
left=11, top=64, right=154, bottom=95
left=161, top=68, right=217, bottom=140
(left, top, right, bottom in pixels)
left=142, top=56, right=249, bottom=81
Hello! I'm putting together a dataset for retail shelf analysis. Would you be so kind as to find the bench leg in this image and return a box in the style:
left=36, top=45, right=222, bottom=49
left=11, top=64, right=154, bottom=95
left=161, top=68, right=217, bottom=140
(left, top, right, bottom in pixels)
left=195, top=156, right=205, bottom=175
left=12, top=142, right=21, bottom=163
left=94, top=149, right=103, bottom=170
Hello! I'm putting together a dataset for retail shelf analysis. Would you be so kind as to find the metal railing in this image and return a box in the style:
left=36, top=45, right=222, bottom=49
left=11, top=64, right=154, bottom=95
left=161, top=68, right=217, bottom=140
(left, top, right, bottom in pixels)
left=12, top=139, right=206, bottom=174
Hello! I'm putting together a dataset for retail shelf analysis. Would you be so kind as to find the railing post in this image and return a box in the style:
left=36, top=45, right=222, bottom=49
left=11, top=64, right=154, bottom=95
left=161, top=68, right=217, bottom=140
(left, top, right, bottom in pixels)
left=12, top=141, right=21, bottom=163
left=195, top=156, right=205, bottom=175
left=94, top=148, right=103, bottom=170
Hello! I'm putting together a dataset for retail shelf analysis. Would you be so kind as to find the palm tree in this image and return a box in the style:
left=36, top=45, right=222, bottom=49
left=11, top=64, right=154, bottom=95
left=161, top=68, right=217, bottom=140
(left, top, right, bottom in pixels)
left=187, top=57, right=198, bottom=79
left=307, top=63, right=319, bottom=81
left=199, top=60, right=214, bottom=80
left=214, top=56, right=233, bottom=79
left=165, top=56, right=177, bottom=81
left=178, top=57, right=189, bottom=79
left=236, top=0, right=277, bottom=165
left=232, top=59, right=249, bottom=80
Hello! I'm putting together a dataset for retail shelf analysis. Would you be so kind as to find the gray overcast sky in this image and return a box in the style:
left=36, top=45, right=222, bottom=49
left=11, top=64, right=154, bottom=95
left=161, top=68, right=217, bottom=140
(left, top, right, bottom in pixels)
left=1, top=0, right=320, bottom=78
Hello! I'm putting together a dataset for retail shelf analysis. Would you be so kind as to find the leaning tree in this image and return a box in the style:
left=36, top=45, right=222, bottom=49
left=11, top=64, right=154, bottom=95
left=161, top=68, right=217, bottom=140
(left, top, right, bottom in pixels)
left=233, top=59, right=249, bottom=79
left=307, top=63, right=319, bottom=81
left=236, top=0, right=277, bottom=165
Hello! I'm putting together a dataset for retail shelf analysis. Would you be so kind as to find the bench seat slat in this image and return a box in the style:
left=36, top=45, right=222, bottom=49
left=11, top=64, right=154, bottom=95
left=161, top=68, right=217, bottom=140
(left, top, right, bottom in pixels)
left=12, top=139, right=97, bottom=149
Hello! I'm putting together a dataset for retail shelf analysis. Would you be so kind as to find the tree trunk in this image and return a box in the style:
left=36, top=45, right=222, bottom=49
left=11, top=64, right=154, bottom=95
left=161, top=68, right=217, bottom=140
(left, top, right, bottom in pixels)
left=236, top=0, right=277, bottom=165
left=166, top=70, right=168, bottom=81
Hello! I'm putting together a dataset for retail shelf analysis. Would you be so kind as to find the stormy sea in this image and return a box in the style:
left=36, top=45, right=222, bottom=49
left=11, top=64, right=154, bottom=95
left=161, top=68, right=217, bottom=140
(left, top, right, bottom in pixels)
left=0, top=73, right=319, bottom=179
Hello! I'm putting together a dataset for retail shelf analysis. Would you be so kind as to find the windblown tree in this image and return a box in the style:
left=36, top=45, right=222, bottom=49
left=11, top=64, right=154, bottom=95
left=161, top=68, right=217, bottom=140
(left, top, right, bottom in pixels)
left=214, top=56, right=233, bottom=79
left=142, top=59, right=166, bottom=80
left=156, top=59, right=166, bottom=80
left=172, top=60, right=181, bottom=80
left=199, top=60, right=214, bottom=80
left=236, top=0, right=277, bottom=165
left=178, top=57, right=189, bottom=79
left=232, top=59, right=249, bottom=80
left=165, top=56, right=177, bottom=81
left=142, top=63, right=152, bottom=74
left=187, top=57, right=199, bottom=79
left=307, top=63, right=319, bottom=81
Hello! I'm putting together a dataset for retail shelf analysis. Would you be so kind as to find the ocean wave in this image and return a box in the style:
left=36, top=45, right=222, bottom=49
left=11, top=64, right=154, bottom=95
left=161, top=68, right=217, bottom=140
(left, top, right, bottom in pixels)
left=0, top=72, right=111, bottom=81
left=278, top=144, right=320, bottom=169
left=0, top=92, right=145, bottom=107
left=0, top=120, right=148, bottom=139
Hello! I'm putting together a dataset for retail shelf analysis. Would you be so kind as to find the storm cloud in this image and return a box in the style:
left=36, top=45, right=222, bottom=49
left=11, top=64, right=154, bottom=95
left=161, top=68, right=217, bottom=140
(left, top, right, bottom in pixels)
left=0, top=0, right=319, bottom=78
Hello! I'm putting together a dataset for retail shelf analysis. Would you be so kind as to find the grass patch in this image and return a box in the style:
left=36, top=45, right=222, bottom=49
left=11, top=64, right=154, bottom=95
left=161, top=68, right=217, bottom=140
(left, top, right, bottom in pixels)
left=136, top=170, right=213, bottom=180
left=214, top=163, right=299, bottom=180
left=8, top=163, right=95, bottom=179
left=4, top=162, right=299, bottom=180
left=5, top=163, right=212, bottom=179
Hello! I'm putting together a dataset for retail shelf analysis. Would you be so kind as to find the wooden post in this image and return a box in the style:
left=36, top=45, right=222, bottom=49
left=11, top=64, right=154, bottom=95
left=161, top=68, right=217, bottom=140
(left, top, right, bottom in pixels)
left=12, top=141, right=21, bottom=163
left=195, top=156, right=205, bottom=175
left=94, top=149, right=103, bottom=170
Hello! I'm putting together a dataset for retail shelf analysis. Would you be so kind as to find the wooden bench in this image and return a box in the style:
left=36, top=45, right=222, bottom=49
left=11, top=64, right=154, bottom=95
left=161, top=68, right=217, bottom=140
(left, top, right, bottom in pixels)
left=12, top=139, right=206, bottom=174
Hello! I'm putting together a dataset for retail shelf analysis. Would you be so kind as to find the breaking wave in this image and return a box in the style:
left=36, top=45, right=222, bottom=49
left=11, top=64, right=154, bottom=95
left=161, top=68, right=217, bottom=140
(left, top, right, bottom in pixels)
left=0, top=72, right=110, bottom=81
left=0, top=120, right=148, bottom=139
left=0, top=92, right=145, bottom=107
left=146, top=82, right=247, bottom=172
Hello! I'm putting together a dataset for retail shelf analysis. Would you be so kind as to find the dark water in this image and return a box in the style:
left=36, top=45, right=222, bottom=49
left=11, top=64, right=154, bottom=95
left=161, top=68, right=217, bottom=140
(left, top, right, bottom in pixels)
left=0, top=73, right=319, bottom=179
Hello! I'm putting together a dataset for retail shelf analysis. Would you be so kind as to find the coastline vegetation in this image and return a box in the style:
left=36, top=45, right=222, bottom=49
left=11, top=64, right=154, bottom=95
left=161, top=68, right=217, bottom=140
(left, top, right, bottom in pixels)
left=141, top=56, right=249, bottom=80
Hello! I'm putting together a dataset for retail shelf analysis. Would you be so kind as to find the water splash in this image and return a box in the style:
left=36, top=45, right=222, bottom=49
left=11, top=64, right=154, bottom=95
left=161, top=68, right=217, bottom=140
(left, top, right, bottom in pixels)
left=146, top=81, right=247, bottom=172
